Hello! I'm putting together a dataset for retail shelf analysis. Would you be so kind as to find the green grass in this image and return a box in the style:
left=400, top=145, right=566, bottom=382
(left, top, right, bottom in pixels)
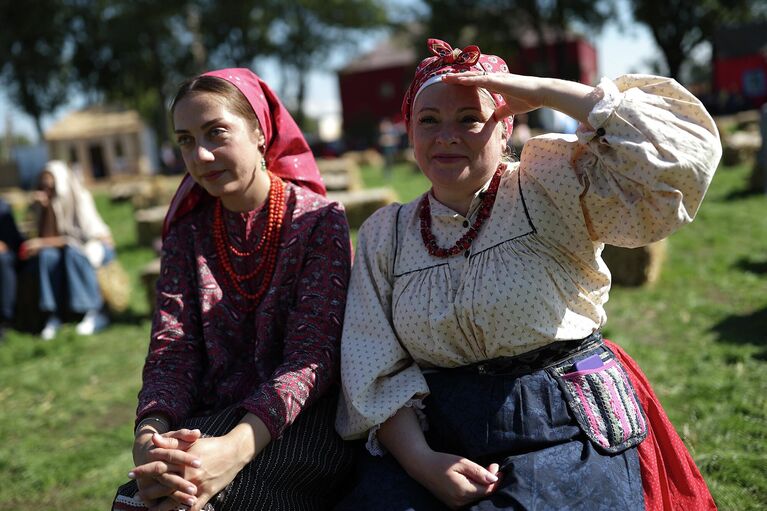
left=0, top=163, right=765, bottom=510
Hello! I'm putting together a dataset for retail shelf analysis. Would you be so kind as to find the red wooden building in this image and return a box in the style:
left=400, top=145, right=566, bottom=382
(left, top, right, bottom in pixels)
left=712, top=22, right=767, bottom=113
left=337, top=36, right=416, bottom=149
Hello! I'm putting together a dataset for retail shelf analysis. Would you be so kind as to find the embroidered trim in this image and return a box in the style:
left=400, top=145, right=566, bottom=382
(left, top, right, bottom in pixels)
left=365, top=399, right=428, bottom=457
left=586, top=77, right=622, bottom=133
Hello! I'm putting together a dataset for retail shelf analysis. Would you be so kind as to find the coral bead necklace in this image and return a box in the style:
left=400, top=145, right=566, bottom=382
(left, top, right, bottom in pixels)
left=213, top=171, right=285, bottom=309
left=419, top=164, right=503, bottom=258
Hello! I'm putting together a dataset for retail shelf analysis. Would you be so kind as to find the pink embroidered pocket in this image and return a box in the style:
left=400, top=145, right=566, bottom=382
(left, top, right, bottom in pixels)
left=550, top=353, right=648, bottom=454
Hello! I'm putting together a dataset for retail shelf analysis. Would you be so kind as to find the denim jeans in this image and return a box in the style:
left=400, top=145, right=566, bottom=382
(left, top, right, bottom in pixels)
left=32, top=244, right=104, bottom=314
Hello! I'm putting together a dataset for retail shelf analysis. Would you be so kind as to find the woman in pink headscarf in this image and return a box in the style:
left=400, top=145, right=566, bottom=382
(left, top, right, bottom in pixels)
left=335, top=39, right=719, bottom=510
left=112, top=69, right=352, bottom=511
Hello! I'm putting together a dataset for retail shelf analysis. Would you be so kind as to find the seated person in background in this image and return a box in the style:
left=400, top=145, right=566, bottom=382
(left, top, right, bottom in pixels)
left=20, top=160, right=114, bottom=340
left=0, top=197, right=24, bottom=340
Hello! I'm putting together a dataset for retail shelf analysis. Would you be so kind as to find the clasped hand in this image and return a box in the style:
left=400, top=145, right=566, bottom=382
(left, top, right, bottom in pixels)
left=130, top=428, right=244, bottom=511
left=409, top=450, right=502, bottom=509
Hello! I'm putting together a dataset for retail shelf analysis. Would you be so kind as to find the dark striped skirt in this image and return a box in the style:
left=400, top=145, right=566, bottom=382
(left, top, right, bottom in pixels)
left=113, top=392, right=353, bottom=511
left=334, top=335, right=647, bottom=510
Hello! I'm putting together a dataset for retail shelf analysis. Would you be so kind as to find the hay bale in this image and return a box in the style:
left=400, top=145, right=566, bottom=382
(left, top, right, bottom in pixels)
left=328, top=188, right=398, bottom=229
left=0, top=187, right=31, bottom=213
left=140, top=258, right=162, bottom=314
left=602, top=240, right=667, bottom=287
left=109, top=180, right=152, bottom=203
left=722, top=131, right=761, bottom=166
left=0, top=162, right=20, bottom=188
left=96, top=259, right=131, bottom=313
left=749, top=162, right=767, bottom=192
left=317, top=157, right=362, bottom=191
left=343, top=149, right=385, bottom=168
left=131, top=175, right=183, bottom=210
left=135, top=205, right=168, bottom=247
left=13, top=267, right=45, bottom=332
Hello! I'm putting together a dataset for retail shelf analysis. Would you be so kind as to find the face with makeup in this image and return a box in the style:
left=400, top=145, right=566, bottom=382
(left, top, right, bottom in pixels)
left=411, top=82, right=507, bottom=209
left=173, top=91, right=268, bottom=211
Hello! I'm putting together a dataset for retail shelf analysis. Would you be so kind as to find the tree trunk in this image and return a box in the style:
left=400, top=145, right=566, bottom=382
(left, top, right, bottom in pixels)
left=660, top=39, right=685, bottom=81
left=295, top=65, right=307, bottom=129
left=34, top=116, right=44, bottom=142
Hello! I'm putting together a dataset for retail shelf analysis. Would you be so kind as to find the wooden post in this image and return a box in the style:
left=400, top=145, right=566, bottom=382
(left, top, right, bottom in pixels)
left=759, top=104, right=767, bottom=195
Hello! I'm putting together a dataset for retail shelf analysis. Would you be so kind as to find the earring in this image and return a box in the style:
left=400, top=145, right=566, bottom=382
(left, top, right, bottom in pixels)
left=261, top=159, right=267, bottom=173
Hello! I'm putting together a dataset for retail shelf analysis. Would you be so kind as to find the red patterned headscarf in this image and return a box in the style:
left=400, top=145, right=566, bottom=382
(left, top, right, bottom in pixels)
left=162, top=68, right=325, bottom=237
left=402, top=39, right=513, bottom=135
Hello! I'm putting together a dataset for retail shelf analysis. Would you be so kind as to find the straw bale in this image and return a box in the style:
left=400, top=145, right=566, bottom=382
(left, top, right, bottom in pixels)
left=134, top=205, right=168, bottom=247
left=602, top=240, right=667, bottom=287
left=328, top=187, right=398, bottom=229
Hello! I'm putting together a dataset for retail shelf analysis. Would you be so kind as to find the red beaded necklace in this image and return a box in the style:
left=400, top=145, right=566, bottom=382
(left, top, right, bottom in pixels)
left=419, top=164, right=503, bottom=258
left=213, top=171, right=286, bottom=309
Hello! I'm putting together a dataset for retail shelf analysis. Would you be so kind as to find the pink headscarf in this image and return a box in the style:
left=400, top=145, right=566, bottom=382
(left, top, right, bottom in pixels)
left=162, top=68, right=325, bottom=237
left=402, top=39, right=514, bottom=136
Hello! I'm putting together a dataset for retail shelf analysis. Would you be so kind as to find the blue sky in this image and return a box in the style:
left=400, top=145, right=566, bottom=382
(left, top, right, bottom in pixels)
left=0, top=19, right=661, bottom=142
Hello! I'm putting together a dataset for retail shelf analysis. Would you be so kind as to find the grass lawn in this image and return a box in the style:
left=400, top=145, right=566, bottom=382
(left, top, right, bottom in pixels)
left=0, top=162, right=764, bottom=510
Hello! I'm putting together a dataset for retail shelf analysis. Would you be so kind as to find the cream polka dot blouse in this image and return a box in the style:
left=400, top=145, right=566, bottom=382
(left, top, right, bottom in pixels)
left=335, top=75, right=722, bottom=444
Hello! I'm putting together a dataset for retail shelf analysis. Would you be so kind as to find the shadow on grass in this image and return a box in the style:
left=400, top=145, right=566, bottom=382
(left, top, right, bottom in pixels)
left=110, top=308, right=151, bottom=325
left=711, top=306, right=767, bottom=360
left=735, top=257, right=767, bottom=275
left=723, top=186, right=767, bottom=201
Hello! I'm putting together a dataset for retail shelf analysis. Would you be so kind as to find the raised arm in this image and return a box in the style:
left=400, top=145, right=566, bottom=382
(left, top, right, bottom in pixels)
left=448, top=72, right=721, bottom=247
left=442, top=72, right=602, bottom=123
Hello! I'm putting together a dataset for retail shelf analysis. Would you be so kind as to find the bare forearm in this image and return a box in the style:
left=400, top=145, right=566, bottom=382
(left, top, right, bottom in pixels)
left=378, top=407, right=501, bottom=507
left=225, top=412, right=272, bottom=467
left=539, top=77, right=602, bottom=125
left=377, top=407, right=432, bottom=478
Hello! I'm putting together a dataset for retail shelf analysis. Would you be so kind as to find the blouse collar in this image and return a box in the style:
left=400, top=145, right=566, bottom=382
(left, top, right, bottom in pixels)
left=427, top=169, right=498, bottom=220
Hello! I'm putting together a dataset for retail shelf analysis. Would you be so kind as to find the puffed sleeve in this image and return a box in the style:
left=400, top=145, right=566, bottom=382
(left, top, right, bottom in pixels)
left=136, top=219, right=205, bottom=428
left=240, top=203, right=351, bottom=440
left=335, top=204, right=430, bottom=442
left=523, top=74, right=722, bottom=248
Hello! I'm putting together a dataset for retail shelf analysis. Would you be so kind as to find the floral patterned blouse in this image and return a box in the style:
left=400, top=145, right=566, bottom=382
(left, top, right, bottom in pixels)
left=137, top=182, right=351, bottom=440
left=335, top=75, right=722, bottom=442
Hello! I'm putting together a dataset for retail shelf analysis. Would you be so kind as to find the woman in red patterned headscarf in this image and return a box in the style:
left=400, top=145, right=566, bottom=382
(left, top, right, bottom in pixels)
left=335, top=39, right=719, bottom=510
left=112, top=68, right=353, bottom=511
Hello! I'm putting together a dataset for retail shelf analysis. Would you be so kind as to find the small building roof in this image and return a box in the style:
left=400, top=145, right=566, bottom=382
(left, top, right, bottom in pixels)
left=715, top=22, right=767, bottom=59
left=339, top=35, right=417, bottom=74
left=45, top=106, right=144, bottom=141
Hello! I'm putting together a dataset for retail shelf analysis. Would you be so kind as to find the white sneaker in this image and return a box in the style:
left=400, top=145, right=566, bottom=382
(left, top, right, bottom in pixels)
left=76, top=310, right=110, bottom=335
left=41, top=315, right=61, bottom=341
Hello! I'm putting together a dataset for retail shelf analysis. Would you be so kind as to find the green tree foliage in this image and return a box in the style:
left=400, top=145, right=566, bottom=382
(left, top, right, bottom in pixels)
left=70, top=0, right=201, bottom=142
left=198, top=1, right=278, bottom=68
left=1, top=0, right=389, bottom=143
left=262, top=0, right=389, bottom=127
left=0, top=0, right=73, bottom=139
left=627, top=0, right=766, bottom=80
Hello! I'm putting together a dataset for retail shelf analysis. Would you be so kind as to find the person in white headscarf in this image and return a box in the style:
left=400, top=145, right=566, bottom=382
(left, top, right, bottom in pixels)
left=20, top=160, right=114, bottom=340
